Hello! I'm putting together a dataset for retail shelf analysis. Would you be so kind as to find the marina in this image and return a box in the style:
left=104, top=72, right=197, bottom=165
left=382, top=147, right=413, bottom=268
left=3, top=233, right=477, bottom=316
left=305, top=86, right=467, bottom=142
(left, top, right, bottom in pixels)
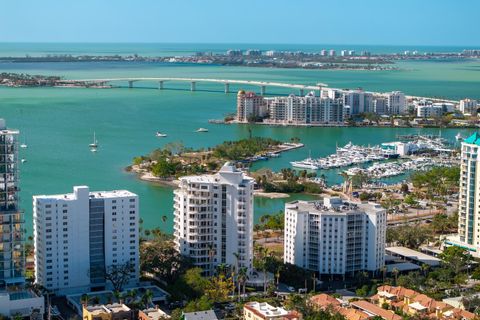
left=342, top=157, right=456, bottom=179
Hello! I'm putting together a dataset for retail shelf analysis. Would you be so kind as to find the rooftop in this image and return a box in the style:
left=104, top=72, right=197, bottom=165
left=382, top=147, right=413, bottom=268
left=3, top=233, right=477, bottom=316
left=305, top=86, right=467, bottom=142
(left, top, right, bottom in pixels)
left=463, top=132, right=480, bottom=146
left=140, top=307, right=170, bottom=320
left=350, top=300, right=402, bottom=320
left=286, top=197, right=384, bottom=215
left=183, top=310, right=219, bottom=320
left=34, top=186, right=137, bottom=201
left=244, top=302, right=289, bottom=317
left=385, top=246, right=441, bottom=267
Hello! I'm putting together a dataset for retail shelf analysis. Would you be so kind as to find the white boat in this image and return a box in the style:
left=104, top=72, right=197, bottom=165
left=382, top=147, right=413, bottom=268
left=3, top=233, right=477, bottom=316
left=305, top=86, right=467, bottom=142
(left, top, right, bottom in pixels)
left=90, top=147, right=98, bottom=153
left=455, top=133, right=463, bottom=141
left=21, top=158, right=26, bottom=163
left=20, top=134, right=27, bottom=148
left=196, top=128, right=208, bottom=133
left=89, top=132, right=98, bottom=148
left=156, top=132, right=167, bottom=137
left=290, top=159, right=319, bottom=170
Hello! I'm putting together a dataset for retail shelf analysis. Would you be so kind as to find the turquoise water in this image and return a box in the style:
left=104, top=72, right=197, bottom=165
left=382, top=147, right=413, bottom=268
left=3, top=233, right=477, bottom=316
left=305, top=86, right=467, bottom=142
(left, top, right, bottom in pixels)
left=0, top=44, right=478, bottom=235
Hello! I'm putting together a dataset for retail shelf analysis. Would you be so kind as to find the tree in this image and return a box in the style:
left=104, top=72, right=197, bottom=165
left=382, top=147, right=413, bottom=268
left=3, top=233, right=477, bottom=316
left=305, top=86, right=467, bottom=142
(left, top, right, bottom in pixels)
left=104, top=263, right=134, bottom=292
left=439, top=246, right=472, bottom=283
left=392, top=267, right=400, bottom=285
left=204, top=274, right=235, bottom=302
left=140, top=240, right=191, bottom=285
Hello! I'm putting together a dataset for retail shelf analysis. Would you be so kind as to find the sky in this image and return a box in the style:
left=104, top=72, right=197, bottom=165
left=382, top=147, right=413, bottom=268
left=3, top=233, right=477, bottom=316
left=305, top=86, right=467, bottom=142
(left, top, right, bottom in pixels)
left=1, top=0, right=479, bottom=46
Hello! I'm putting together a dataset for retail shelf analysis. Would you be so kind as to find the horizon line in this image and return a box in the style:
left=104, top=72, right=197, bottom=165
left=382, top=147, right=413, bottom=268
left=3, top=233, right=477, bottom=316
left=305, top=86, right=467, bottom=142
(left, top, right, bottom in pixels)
left=0, top=41, right=479, bottom=48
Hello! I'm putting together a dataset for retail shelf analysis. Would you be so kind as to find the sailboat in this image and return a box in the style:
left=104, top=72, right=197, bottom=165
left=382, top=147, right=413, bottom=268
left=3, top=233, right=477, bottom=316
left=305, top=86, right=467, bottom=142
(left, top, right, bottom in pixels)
left=20, top=135, right=27, bottom=148
left=89, top=132, right=98, bottom=151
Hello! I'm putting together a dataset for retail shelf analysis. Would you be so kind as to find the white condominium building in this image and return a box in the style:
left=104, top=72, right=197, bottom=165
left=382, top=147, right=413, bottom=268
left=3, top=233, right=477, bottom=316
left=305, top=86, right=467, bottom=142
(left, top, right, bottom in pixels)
left=284, top=197, right=386, bottom=275
left=33, top=186, right=139, bottom=293
left=446, top=133, right=480, bottom=256
left=264, top=93, right=344, bottom=125
left=416, top=105, right=444, bottom=118
left=343, top=90, right=373, bottom=115
left=459, top=98, right=478, bottom=115
left=173, top=163, right=254, bottom=276
left=236, top=90, right=267, bottom=122
left=386, top=91, right=406, bottom=115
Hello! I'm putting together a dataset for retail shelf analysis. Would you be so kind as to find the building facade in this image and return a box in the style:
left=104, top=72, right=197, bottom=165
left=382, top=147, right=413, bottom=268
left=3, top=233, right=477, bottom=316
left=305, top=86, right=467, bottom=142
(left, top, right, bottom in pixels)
left=173, top=163, right=254, bottom=275
left=386, top=91, right=406, bottom=115
left=33, top=186, right=139, bottom=293
left=0, top=120, right=24, bottom=284
left=264, top=93, right=344, bottom=125
left=343, top=90, right=373, bottom=115
left=459, top=99, right=478, bottom=115
left=0, top=119, right=44, bottom=318
left=284, top=197, right=386, bottom=276
left=236, top=91, right=267, bottom=122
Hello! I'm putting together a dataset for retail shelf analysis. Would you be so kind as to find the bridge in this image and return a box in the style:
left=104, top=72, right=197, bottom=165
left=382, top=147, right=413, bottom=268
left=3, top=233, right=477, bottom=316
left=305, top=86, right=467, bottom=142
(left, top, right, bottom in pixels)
left=59, top=77, right=329, bottom=95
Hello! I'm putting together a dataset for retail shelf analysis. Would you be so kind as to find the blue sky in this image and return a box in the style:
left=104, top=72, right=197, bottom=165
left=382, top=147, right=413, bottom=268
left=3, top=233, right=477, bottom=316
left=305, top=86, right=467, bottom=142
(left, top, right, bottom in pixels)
left=1, top=0, right=479, bottom=45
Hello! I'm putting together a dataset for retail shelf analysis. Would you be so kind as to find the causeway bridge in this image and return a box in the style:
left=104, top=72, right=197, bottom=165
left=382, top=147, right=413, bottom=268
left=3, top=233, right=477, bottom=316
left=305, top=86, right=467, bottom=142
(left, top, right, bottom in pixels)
left=59, top=77, right=329, bottom=95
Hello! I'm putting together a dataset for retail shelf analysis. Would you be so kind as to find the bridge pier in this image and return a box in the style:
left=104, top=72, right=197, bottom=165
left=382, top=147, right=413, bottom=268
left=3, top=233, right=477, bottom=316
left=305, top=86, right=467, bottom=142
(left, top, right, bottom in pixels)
left=191, top=82, right=196, bottom=91
left=158, top=81, right=164, bottom=90
left=260, top=85, right=266, bottom=96
left=224, top=83, right=230, bottom=94
left=128, top=81, right=134, bottom=89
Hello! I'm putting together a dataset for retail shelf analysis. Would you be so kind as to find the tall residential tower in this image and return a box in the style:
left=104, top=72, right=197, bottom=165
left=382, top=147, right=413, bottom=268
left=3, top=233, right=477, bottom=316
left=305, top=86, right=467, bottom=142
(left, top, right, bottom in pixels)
left=33, top=186, right=139, bottom=293
left=173, top=163, right=254, bottom=275
left=284, top=197, right=386, bottom=276
left=0, top=119, right=24, bottom=284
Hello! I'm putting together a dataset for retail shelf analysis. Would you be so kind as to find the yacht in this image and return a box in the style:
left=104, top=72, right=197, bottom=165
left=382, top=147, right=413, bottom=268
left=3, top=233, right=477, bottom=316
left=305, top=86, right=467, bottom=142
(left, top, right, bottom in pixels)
left=196, top=128, right=209, bottom=133
left=290, top=159, right=319, bottom=170
left=455, top=133, right=463, bottom=141
left=21, top=158, right=27, bottom=163
left=156, top=132, right=167, bottom=137
left=89, top=131, right=98, bottom=148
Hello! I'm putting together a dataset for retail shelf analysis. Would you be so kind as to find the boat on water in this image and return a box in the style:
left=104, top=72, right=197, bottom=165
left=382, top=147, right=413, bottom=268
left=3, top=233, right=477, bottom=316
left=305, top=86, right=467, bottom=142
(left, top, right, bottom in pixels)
left=455, top=133, right=464, bottom=141
left=89, top=132, right=98, bottom=149
left=196, top=128, right=209, bottom=132
left=21, top=158, right=27, bottom=163
left=156, top=132, right=167, bottom=137
left=290, top=159, right=319, bottom=170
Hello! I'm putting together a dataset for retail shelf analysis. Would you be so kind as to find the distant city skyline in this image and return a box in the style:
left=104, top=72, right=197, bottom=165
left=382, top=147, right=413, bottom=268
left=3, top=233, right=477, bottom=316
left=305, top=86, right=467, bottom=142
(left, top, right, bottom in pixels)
left=1, top=0, right=479, bottom=46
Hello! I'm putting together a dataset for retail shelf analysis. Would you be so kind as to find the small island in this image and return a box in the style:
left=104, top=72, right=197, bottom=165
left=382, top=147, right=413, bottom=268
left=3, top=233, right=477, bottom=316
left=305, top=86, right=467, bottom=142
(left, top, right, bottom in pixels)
left=126, top=138, right=321, bottom=197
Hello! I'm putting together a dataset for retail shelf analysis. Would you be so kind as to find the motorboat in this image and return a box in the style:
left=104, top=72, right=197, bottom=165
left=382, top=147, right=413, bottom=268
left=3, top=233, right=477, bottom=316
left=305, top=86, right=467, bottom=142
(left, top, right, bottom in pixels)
left=156, top=132, right=167, bottom=137
left=455, top=133, right=463, bottom=141
left=290, top=159, right=319, bottom=170
left=196, top=128, right=209, bottom=132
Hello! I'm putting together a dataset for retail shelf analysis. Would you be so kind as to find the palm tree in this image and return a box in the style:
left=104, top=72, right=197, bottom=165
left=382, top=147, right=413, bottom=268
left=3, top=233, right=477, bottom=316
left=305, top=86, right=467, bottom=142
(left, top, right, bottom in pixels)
left=275, top=266, right=282, bottom=287
left=420, top=264, right=430, bottom=277
left=216, top=263, right=228, bottom=276
left=207, top=243, right=216, bottom=276
left=232, top=252, right=240, bottom=297
left=380, top=266, right=387, bottom=283
left=392, top=267, right=400, bottom=285
left=80, top=294, right=90, bottom=306
left=238, top=267, right=249, bottom=298
left=141, top=289, right=154, bottom=308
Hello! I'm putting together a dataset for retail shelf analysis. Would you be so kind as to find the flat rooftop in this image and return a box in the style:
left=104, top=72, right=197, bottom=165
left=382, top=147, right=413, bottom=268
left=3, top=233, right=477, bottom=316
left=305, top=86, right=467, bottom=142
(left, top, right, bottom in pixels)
left=286, top=198, right=384, bottom=215
left=386, top=246, right=441, bottom=267
left=34, top=189, right=136, bottom=200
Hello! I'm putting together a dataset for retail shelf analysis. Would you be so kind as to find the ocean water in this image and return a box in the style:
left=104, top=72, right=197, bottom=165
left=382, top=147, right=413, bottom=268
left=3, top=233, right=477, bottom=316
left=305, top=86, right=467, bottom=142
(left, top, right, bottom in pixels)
left=0, top=43, right=478, bottom=235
